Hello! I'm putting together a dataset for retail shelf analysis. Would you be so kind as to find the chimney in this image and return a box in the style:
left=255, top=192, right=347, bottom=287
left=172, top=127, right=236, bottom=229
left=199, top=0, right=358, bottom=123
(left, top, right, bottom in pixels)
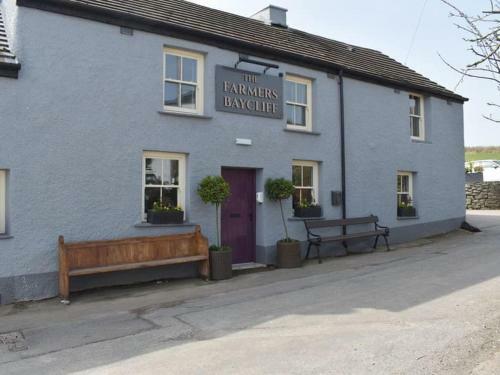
left=251, top=5, right=288, bottom=28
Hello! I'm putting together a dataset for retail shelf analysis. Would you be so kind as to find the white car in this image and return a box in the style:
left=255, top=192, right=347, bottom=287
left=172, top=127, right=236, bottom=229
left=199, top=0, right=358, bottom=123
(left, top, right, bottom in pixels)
left=465, top=160, right=500, bottom=182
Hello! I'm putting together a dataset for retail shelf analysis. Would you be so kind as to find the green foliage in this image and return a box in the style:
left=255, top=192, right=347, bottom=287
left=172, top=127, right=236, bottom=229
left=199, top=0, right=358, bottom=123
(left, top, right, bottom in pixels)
left=265, top=178, right=295, bottom=241
left=197, top=176, right=230, bottom=205
left=297, top=199, right=319, bottom=209
left=209, top=245, right=231, bottom=252
left=465, top=146, right=500, bottom=162
left=152, top=201, right=183, bottom=212
left=197, top=175, right=231, bottom=248
left=265, top=178, right=295, bottom=201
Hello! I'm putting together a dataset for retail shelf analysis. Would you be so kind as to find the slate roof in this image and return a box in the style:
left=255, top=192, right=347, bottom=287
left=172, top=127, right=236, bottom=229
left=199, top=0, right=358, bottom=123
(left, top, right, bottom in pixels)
left=0, top=5, right=20, bottom=78
left=17, top=0, right=466, bottom=101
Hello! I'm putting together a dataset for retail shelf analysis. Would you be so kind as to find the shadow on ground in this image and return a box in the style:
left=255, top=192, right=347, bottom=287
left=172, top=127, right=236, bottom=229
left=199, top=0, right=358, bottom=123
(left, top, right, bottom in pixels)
left=0, top=212, right=499, bottom=374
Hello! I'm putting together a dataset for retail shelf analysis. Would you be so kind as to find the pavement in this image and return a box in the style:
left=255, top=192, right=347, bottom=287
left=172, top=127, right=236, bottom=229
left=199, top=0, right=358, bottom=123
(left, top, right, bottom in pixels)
left=0, top=211, right=499, bottom=374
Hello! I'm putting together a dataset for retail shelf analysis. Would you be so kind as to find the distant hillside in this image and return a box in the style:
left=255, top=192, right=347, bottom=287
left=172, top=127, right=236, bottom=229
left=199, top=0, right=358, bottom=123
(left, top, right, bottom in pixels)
left=465, top=146, right=500, bottom=162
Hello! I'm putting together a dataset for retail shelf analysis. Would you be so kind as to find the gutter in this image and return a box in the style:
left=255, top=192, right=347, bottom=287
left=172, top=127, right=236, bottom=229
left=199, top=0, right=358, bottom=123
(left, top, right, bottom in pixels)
left=17, top=0, right=468, bottom=103
left=339, top=70, right=347, bottom=233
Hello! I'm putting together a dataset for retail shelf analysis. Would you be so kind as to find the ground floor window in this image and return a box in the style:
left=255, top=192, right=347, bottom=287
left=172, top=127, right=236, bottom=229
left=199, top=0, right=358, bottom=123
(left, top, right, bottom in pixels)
left=397, top=171, right=416, bottom=217
left=143, top=152, right=186, bottom=221
left=292, top=160, right=319, bottom=209
left=0, top=170, right=5, bottom=234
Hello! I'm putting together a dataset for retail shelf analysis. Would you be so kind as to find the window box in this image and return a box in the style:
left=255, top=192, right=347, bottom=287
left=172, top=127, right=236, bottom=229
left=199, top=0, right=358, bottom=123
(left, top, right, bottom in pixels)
left=294, top=205, right=322, bottom=218
left=147, top=210, right=184, bottom=225
left=397, top=206, right=417, bottom=218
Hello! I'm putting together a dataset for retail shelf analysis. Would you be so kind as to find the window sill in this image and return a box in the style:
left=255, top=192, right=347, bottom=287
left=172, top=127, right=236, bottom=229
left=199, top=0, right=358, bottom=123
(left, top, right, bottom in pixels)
left=158, top=110, right=212, bottom=120
left=288, top=217, right=325, bottom=221
left=284, top=128, right=321, bottom=136
left=0, top=234, right=13, bottom=240
left=134, top=222, right=198, bottom=228
left=397, top=216, right=419, bottom=220
left=411, top=139, right=431, bottom=144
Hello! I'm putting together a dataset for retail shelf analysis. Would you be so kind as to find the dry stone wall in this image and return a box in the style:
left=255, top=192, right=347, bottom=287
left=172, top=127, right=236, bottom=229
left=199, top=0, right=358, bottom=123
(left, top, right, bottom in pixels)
left=466, top=182, right=500, bottom=210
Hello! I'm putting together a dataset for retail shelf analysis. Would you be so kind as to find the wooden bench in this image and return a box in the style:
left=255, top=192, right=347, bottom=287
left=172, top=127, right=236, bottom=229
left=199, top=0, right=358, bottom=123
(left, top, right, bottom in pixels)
left=58, top=225, right=209, bottom=301
left=304, top=216, right=390, bottom=263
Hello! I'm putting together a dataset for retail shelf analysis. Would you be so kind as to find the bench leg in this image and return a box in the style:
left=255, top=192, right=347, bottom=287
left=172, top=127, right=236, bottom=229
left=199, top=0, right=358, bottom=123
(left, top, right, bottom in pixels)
left=306, top=242, right=312, bottom=260
left=383, top=235, right=391, bottom=251
left=316, top=244, right=322, bottom=264
left=373, top=235, right=380, bottom=249
left=59, top=272, right=70, bottom=302
left=199, top=260, right=210, bottom=281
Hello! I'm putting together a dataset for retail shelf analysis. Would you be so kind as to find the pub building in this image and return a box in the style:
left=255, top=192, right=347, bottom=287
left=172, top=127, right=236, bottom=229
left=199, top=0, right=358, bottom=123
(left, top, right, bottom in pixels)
left=0, top=0, right=467, bottom=304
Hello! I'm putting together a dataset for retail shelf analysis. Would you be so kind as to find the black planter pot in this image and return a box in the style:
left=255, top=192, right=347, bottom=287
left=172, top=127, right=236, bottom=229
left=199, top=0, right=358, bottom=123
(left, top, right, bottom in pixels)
left=210, top=248, right=233, bottom=280
left=147, top=210, right=184, bottom=224
left=397, top=206, right=417, bottom=217
left=294, top=206, right=323, bottom=218
left=276, top=240, right=302, bottom=268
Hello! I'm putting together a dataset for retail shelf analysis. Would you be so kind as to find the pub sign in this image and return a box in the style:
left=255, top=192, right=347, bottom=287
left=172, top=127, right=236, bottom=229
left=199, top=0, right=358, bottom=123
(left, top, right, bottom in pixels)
left=215, top=65, right=283, bottom=119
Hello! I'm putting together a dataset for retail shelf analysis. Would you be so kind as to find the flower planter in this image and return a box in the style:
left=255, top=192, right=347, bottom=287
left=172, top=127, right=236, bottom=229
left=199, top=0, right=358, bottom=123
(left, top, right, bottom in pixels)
left=210, top=248, right=233, bottom=280
left=276, top=240, right=302, bottom=268
left=397, top=206, right=417, bottom=218
left=147, top=210, right=184, bottom=225
left=294, top=206, right=322, bottom=218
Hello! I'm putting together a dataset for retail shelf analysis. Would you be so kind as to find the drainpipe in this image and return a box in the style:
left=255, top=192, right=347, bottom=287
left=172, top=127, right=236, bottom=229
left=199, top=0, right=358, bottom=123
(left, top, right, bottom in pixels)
left=339, top=70, right=347, bottom=234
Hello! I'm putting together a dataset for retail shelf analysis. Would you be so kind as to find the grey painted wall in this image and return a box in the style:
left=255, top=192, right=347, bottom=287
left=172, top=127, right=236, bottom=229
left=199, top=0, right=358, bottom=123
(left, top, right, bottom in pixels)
left=0, top=2, right=465, bottom=303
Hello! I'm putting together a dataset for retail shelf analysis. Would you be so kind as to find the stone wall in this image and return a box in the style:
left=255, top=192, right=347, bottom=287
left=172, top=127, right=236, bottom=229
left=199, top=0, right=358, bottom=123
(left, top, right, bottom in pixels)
left=465, top=172, right=483, bottom=184
left=466, top=182, right=500, bottom=209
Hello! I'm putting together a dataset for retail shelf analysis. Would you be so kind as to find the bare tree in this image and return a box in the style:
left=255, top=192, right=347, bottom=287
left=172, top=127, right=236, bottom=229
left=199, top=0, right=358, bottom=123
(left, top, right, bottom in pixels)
left=440, top=0, right=499, bottom=123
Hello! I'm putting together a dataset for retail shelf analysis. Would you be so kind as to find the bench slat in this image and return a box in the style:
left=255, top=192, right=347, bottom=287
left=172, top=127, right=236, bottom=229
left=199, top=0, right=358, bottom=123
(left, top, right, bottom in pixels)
left=318, top=230, right=386, bottom=242
left=68, top=255, right=208, bottom=276
left=305, top=216, right=378, bottom=229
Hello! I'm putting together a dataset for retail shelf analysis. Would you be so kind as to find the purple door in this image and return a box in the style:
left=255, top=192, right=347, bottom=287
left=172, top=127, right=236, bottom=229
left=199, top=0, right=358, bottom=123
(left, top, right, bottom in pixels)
left=221, top=168, right=256, bottom=264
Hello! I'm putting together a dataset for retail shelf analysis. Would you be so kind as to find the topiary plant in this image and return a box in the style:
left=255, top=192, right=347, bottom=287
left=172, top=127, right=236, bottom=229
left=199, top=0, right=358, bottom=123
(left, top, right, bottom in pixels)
left=197, top=176, right=230, bottom=248
left=265, top=178, right=295, bottom=242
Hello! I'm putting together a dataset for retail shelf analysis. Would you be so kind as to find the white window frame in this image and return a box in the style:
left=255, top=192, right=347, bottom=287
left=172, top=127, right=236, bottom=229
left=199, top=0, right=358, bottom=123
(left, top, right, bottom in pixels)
left=0, top=171, right=6, bottom=234
left=142, top=151, right=186, bottom=222
left=163, top=47, right=204, bottom=115
left=285, top=75, right=313, bottom=132
left=397, top=171, right=413, bottom=208
left=292, top=160, right=319, bottom=208
left=409, top=93, right=425, bottom=141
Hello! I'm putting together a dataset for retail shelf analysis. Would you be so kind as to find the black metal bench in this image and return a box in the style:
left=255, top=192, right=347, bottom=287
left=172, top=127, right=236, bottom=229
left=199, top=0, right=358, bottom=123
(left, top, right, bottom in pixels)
left=304, top=216, right=390, bottom=263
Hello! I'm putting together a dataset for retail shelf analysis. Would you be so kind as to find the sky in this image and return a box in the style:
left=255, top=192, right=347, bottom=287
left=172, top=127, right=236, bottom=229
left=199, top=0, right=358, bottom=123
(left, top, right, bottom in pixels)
left=191, top=0, right=499, bottom=146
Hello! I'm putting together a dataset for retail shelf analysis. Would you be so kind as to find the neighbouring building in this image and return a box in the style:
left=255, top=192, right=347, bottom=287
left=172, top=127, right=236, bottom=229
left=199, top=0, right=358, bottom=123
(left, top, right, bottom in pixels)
left=0, top=0, right=467, bottom=304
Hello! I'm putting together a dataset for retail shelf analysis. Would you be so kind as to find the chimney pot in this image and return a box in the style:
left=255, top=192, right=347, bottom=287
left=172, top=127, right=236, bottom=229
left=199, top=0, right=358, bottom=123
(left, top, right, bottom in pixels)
left=251, top=5, right=288, bottom=28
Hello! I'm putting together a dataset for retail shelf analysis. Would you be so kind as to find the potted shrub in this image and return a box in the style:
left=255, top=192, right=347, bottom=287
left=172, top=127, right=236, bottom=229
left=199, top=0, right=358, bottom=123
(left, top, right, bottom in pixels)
left=197, top=176, right=232, bottom=280
left=294, top=200, right=323, bottom=218
left=265, top=178, right=302, bottom=268
left=147, top=202, right=184, bottom=224
left=397, top=199, right=417, bottom=217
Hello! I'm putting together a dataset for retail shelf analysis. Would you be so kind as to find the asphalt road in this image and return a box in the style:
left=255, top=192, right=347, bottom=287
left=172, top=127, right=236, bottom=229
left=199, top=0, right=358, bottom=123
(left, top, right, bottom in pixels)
left=0, top=211, right=499, bottom=374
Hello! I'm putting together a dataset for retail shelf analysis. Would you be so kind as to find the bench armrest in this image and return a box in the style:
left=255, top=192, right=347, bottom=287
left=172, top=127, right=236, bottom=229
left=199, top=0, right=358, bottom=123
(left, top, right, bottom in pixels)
left=306, top=231, right=321, bottom=241
left=375, top=223, right=390, bottom=234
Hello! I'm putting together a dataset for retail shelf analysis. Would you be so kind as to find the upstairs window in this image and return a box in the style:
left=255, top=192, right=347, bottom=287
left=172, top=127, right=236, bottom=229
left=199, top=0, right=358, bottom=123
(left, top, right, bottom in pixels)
left=0, top=170, right=5, bottom=234
left=285, top=75, right=312, bottom=131
left=163, top=48, right=204, bottom=114
left=292, top=160, right=319, bottom=209
left=143, top=152, right=186, bottom=221
left=409, top=94, right=424, bottom=141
